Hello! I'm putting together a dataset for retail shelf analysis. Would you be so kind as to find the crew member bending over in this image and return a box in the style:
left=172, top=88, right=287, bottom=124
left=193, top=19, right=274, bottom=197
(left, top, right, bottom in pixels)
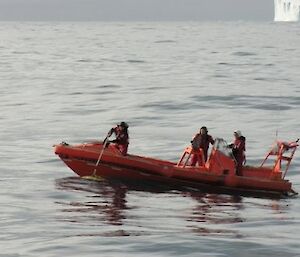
left=191, top=126, right=215, bottom=166
left=229, top=130, right=246, bottom=176
left=108, top=122, right=129, bottom=156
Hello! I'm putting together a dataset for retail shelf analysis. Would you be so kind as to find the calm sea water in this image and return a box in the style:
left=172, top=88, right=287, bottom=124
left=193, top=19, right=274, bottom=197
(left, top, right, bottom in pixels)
left=0, top=21, right=300, bottom=257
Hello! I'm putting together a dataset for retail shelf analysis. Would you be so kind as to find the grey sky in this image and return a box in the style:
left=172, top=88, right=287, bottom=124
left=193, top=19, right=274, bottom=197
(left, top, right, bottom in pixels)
left=0, top=0, right=274, bottom=21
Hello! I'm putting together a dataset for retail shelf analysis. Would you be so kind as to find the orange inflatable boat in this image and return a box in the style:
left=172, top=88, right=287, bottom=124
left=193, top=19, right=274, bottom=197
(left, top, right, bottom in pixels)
left=54, top=138, right=299, bottom=197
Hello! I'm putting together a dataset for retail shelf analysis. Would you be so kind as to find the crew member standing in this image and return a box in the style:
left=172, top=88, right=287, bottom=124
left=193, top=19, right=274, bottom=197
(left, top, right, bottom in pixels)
left=108, top=122, right=129, bottom=156
left=190, top=126, right=215, bottom=166
left=229, top=130, right=246, bottom=176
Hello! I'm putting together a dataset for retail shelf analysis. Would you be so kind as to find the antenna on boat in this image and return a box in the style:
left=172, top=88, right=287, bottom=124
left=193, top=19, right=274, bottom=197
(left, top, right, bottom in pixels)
left=276, top=129, right=278, bottom=141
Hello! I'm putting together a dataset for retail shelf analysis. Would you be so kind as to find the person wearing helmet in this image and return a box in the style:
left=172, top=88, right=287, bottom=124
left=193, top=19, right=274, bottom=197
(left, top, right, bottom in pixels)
left=108, top=122, right=129, bottom=155
left=229, top=130, right=246, bottom=176
left=190, top=126, right=215, bottom=166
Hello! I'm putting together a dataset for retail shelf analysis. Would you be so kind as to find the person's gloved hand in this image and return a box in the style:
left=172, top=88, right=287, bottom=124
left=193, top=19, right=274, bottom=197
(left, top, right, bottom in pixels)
left=105, top=142, right=110, bottom=148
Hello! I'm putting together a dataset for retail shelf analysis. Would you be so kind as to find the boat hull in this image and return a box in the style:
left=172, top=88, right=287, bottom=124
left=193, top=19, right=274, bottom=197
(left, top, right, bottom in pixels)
left=54, top=143, right=294, bottom=197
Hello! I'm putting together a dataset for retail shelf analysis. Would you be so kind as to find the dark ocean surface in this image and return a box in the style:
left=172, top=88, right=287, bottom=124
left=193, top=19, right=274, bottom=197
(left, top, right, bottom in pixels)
left=0, top=22, right=300, bottom=256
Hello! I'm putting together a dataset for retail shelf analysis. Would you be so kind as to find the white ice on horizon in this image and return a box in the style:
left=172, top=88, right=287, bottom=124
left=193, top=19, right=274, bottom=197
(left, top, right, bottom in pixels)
left=274, top=0, right=300, bottom=21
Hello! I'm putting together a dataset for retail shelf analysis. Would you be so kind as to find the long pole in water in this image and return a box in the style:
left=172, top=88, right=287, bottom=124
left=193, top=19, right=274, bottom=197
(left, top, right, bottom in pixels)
left=91, top=136, right=109, bottom=177
left=82, top=133, right=111, bottom=180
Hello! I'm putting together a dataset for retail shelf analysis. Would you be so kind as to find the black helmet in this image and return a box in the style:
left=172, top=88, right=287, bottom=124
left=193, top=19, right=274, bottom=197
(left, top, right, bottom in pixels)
left=119, top=121, right=129, bottom=129
left=200, top=126, right=208, bottom=132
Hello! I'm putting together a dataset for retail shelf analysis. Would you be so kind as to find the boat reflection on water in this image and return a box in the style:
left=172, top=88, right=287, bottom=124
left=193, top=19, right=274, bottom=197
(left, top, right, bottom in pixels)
left=55, top=177, right=289, bottom=237
left=56, top=177, right=128, bottom=226
left=182, top=191, right=244, bottom=236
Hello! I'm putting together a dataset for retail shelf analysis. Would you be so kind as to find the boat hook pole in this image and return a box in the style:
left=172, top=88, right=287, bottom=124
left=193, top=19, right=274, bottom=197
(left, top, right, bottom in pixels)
left=91, top=132, right=111, bottom=177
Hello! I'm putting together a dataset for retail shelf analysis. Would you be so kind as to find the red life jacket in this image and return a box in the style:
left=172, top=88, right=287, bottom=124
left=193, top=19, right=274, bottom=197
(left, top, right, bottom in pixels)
left=192, top=133, right=214, bottom=152
left=111, top=127, right=129, bottom=146
left=191, top=133, right=214, bottom=161
left=232, top=136, right=246, bottom=163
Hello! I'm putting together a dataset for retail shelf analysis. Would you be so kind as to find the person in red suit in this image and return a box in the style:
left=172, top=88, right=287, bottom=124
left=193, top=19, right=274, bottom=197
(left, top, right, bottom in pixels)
left=190, top=126, right=215, bottom=166
left=229, top=130, right=246, bottom=176
left=108, top=122, right=129, bottom=156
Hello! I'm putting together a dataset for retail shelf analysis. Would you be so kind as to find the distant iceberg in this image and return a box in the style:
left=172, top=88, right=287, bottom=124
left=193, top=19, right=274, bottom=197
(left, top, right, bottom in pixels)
left=274, top=0, right=300, bottom=21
